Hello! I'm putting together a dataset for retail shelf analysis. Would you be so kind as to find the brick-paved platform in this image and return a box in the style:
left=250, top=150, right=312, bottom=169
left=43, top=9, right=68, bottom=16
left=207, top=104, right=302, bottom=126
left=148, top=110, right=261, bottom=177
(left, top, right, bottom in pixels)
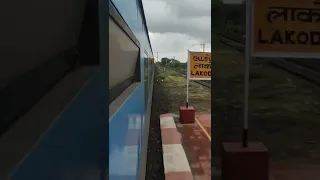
left=160, top=114, right=194, bottom=180
left=177, top=113, right=211, bottom=180
left=196, top=113, right=211, bottom=137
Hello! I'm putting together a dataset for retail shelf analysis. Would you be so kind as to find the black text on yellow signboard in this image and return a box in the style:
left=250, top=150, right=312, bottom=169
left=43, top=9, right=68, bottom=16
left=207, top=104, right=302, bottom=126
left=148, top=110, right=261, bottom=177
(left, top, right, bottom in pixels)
left=189, top=52, right=211, bottom=80
left=253, top=0, right=320, bottom=56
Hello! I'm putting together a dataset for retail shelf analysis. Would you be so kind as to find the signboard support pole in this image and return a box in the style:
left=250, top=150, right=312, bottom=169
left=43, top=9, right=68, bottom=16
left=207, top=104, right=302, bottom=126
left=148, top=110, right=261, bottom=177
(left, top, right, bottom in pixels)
left=186, top=50, right=189, bottom=108
left=243, top=0, right=252, bottom=148
left=186, top=76, right=189, bottom=108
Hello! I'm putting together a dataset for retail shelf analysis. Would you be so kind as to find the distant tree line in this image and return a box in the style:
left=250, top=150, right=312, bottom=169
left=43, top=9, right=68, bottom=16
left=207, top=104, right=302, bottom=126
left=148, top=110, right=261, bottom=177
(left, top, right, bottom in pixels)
left=157, top=57, right=187, bottom=74
left=212, top=1, right=245, bottom=40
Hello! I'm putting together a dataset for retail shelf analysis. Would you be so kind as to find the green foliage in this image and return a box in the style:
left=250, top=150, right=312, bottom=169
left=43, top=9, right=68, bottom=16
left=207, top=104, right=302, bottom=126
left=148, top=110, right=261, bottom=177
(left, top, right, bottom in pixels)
left=159, top=57, right=187, bottom=74
left=219, top=24, right=245, bottom=43
left=175, top=68, right=187, bottom=74
left=161, top=57, right=170, bottom=65
left=212, top=1, right=246, bottom=41
left=157, top=74, right=166, bottom=81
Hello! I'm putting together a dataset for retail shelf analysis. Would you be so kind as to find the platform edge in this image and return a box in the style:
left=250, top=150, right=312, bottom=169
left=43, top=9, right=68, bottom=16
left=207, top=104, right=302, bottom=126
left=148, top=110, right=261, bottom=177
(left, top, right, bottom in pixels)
left=160, top=114, right=194, bottom=180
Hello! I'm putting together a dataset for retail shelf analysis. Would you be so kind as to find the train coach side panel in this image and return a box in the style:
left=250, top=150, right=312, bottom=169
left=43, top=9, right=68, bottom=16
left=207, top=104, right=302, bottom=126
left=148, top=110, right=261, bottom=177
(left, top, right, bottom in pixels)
left=109, top=84, right=145, bottom=180
left=109, top=0, right=154, bottom=180
left=9, top=71, right=109, bottom=180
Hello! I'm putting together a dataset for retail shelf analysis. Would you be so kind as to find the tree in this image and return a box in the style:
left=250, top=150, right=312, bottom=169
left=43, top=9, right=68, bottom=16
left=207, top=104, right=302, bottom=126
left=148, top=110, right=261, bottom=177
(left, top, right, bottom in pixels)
left=161, top=57, right=170, bottom=65
left=160, top=57, right=187, bottom=72
left=212, top=1, right=245, bottom=33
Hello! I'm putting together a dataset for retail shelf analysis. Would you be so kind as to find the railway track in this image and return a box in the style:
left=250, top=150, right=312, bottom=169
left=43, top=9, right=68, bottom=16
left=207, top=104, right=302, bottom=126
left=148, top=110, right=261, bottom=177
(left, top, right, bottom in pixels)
left=217, top=34, right=320, bottom=86
left=165, top=68, right=211, bottom=88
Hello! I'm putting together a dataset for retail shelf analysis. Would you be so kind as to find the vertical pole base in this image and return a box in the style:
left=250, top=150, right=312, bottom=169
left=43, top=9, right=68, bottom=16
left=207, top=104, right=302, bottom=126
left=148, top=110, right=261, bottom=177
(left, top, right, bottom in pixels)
left=179, top=106, right=195, bottom=124
left=242, top=128, right=248, bottom=148
left=221, top=142, right=269, bottom=180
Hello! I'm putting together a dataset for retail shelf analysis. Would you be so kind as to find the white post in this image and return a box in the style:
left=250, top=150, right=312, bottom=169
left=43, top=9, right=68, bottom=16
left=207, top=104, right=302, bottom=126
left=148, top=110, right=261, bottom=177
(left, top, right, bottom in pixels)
left=186, top=50, right=190, bottom=108
left=243, top=0, right=252, bottom=147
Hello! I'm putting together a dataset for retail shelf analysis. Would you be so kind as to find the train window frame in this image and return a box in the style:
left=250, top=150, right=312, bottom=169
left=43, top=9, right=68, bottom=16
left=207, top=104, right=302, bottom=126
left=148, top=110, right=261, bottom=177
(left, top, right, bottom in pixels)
left=109, top=0, right=142, bottom=103
left=109, top=0, right=142, bottom=112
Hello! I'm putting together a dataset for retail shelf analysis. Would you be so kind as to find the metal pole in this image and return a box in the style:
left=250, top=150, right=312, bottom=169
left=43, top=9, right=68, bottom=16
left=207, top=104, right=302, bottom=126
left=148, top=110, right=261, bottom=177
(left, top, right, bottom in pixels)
left=156, top=52, right=159, bottom=62
left=203, top=44, right=205, bottom=52
left=243, top=0, right=252, bottom=148
left=186, top=50, right=189, bottom=108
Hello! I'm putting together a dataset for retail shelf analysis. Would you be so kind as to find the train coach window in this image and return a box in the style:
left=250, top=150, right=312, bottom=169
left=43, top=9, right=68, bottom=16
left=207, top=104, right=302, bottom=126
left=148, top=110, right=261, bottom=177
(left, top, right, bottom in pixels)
left=108, top=13, right=141, bottom=104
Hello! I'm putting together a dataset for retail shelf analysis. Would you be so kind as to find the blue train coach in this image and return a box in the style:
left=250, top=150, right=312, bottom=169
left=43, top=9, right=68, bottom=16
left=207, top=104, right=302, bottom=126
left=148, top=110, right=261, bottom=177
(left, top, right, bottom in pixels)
left=0, top=0, right=153, bottom=179
left=109, top=0, right=155, bottom=180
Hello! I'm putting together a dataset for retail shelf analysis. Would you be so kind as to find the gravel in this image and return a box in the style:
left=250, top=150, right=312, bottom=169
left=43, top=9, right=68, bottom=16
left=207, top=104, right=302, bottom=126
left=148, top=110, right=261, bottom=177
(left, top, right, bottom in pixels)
left=145, top=68, right=168, bottom=180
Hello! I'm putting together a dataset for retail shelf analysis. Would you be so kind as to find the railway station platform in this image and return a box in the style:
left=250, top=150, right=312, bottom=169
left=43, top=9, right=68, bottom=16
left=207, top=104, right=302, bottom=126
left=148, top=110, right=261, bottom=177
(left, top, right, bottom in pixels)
left=159, top=112, right=211, bottom=180
left=158, top=112, right=320, bottom=180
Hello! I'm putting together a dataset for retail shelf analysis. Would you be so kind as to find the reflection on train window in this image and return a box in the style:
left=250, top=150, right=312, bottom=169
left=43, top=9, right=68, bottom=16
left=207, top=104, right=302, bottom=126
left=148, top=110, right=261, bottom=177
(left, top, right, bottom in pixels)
left=109, top=17, right=140, bottom=104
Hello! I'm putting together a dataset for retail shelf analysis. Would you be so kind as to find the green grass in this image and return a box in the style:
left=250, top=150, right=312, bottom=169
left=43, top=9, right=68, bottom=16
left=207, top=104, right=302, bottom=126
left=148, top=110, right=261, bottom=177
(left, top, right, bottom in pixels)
left=212, top=41, right=320, bottom=163
left=156, top=68, right=211, bottom=115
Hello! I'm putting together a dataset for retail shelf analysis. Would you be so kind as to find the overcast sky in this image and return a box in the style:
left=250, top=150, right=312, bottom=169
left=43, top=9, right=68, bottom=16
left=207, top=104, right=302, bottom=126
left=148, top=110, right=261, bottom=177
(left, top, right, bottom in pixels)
left=142, top=0, right=211, bottom=62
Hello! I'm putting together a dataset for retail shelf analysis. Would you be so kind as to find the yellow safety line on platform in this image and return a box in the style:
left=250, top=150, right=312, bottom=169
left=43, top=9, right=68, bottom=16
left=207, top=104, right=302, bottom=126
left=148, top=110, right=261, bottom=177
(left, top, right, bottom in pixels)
left=195, top=117, right=211, bottom=141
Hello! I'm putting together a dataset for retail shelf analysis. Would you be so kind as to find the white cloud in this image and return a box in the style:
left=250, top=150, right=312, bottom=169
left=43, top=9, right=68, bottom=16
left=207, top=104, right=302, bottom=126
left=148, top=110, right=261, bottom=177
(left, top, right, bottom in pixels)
left=143, top=0, right=211, bottom=62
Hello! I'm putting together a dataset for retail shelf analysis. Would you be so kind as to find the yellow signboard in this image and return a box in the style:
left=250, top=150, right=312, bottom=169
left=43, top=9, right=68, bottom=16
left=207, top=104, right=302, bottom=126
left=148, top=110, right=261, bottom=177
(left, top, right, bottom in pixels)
left=188, top=51, right=211, bottom=80
left=252, top=0, right=320, bottom=58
